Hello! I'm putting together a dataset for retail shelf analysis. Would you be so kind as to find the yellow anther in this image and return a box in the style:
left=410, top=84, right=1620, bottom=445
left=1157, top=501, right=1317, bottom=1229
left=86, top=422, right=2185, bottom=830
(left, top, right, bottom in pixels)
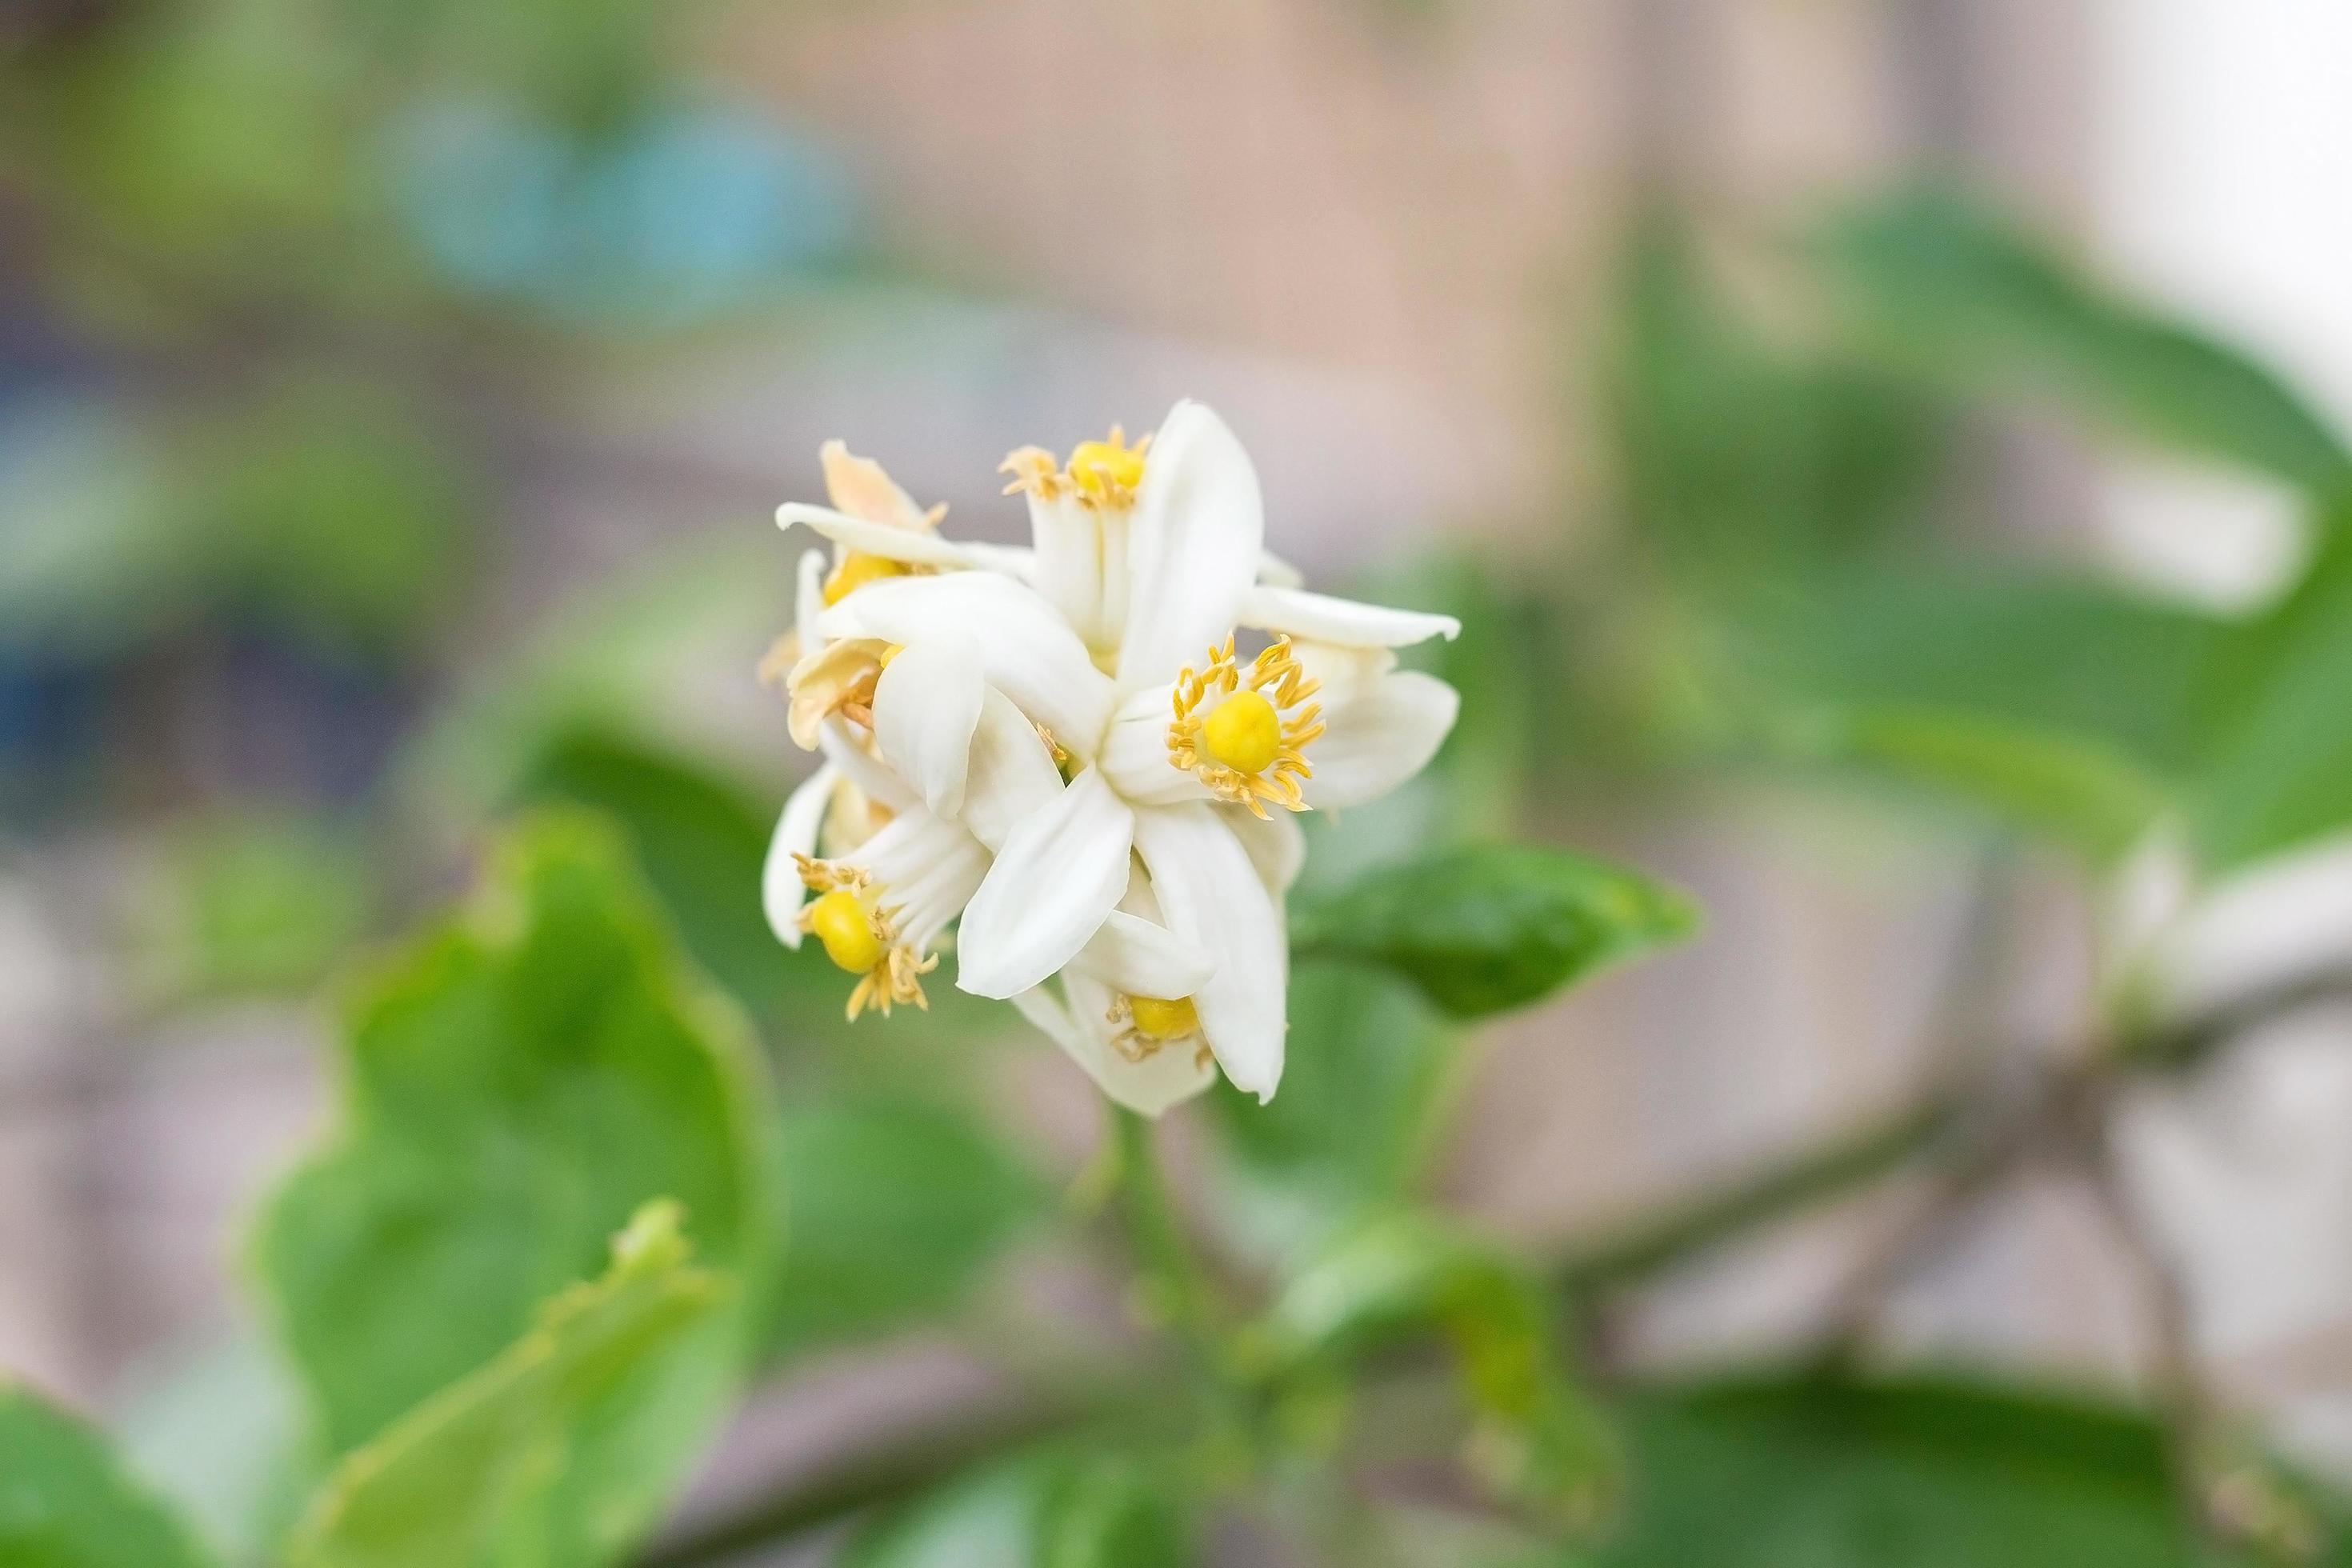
left=1066, top=426, right=1148, bottom=502
left=808, top=890, right=886, bottom=974
left=1126, top=994, right=1199, bottom=1042
left=822, top=551, right=906, bottom=606
left=1200, top=690, right=1282, bottom=777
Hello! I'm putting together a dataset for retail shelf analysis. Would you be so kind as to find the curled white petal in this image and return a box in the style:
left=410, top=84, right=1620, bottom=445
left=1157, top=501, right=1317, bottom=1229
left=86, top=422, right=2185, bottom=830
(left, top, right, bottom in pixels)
left=1068, top=910, right=1215, bottom=999
left=872, top=637, right=983, bottom=818
left=1023, top=489, right=1104, bottom=648
left=962, top=687, right=1065, bottom=854
left=816, top=718, right=919, bottom=813
left=955, top=767, right=1135, bottom=999
left=1303, top=671, right=1459, bottom=810
left=1116, top=401, right=1265, bottom=694
left=794, top=547, right=826, bottom=635
left=1013, top=978, right=1217, bottom=1118
left=1257, top=548, right=1305, bottom=590
left=777, top=503, right=989, bottom=571
left=1218, top=803, right=1306, bottom=895
left=762, top=764, right=838, bottom=947
left=1241, top=584, right=1460, bottom=648
left=817, top=573, right=1115, bottom=753
left=1133, top=803, right=1286, bottom=1102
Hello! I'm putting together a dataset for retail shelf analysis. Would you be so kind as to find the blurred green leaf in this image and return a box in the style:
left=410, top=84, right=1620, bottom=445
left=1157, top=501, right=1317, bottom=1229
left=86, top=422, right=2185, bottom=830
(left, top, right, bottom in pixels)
left=1724, top=566, right=2231, bottom=860
left=139, top=813, right=376, bottom=1001
left=1593, top=1374, right=2319, bottom=1566
left=251, top=814, right=772, bottom=1486
left=2190, top=534, right=2352, bottom=870
left=1289, top=845, right=1698, bottom=1019
left=1267, top=1211, right=1615, bottom=1527
left=1816, top=188, right=2352, bottom=495
left=1210, top=960, right=1454, bottom=1229
left=118, top=1334, right=313, bottom=1567
left=842, top=1449, right=1192, bottom=1568
left=1614, top=217, right=1945, bottom=580
left=763, top=1097, right=1046, bottom=1359
left=0, top=1382, right=219, bottom=1568
left=284, top=1201, right=731, bottom=1568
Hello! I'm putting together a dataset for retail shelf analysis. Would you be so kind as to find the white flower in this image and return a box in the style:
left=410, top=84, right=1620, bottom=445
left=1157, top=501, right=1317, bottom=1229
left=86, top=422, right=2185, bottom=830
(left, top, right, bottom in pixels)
left=772, top=402, right=1459, bottom=1112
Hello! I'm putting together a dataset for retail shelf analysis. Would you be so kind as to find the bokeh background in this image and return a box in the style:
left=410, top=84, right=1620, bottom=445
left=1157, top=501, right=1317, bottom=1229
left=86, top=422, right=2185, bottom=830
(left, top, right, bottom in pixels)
left=11, top=0, right=2352, bottom=1562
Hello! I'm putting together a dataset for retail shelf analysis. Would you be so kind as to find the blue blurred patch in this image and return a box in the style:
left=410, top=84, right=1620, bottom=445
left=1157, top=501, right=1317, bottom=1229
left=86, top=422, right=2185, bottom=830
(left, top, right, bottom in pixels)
left=383, top=97, right=863, bottom=326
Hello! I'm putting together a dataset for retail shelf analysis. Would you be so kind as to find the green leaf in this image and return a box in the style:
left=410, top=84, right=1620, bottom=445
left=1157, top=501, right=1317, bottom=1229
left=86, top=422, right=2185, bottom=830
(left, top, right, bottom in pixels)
left=1289, top=846, right=1698, bottom=1019
left=1722, top=565, right=2231, bottom=859
left=1594, top=1373, right=2315, bottom=1566
left=2191, top=534, right=2352, bottom=870
left=0, top=1382, right=219, bottom=1568
left=763, top=1097, right=1046, bottom=1359
left=1815, top=188, right=2352, bottom=495
left=250, top=814, right=772, bottom=1529
left=1210, top=959, right=1454, bottom=1230
left=1266, top=1211, right=1616, bottom=1527
left=1614, top=216, right=1946, bottom=580
left=284, top=1202, right=730, bottom=1568
left=842, top=1449, right=1193, bottom=1568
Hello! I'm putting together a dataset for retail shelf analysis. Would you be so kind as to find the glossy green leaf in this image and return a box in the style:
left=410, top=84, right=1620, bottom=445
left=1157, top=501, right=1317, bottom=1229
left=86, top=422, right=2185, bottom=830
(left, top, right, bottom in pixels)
left=1288, top=846, right=1698, bottom=1019
left=763, top=1097, right=1046, bottom=1358
left=251, top=814, right=771, bottom=1480
left=284, top=1202, right=730, bottom=1568
left=0, top=1383, right=219, bottom=1568
left=842, top=1449, right=1192, bottom=1568
left=1816, top=188, right=2352, bottom=495
left=1593, top=1374, right=2323, bottom=1567
left=1267, top=1211, right=1616, bottom=1527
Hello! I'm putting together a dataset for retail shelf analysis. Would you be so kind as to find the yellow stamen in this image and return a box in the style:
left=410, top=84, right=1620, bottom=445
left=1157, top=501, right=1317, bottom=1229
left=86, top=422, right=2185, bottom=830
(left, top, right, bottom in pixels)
left=1200, top=690, right=1281, bottom=776
left=822, top=550, right=906, bottom=606
left=1069, top=426, right=1147, bottom=496
left=808, top=890, right=885, bottom=974
left=1126, top=994, right=1199, bottom=1042
left=1165, top=636, right=1324, bottom=818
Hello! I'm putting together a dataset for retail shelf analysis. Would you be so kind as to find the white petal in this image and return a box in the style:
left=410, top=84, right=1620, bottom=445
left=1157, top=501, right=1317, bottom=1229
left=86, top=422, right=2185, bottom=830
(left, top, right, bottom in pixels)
left=1292, top=642, right=1398, bottom=710
left=1257, top=548, right=1305, bottom=590
left=1013, top=978, right=1216, bottom=1118
left=817, top=718, right=919, bottom=813
left=820, top=440, right=930, bottom=530
left=1098, top=686, right=1216, bottom=806
left=1024, top=490, right=1103, bottom=647
left=777, top=503, right=991, bottom=571
left=762, top=765, right=838, bottom=947
left=962, top=688, right=1065, bottom=853
left=1068, top=910, right=1215, bottom=999
left=872, top=637, right=983, bottom=818
left=1218, top=803, right=1306, bottom=894
left=794, top=547, right=826, bottom=635
left=1304, top=670, right=1460, bottom=810
left=1133, top=804, right=1286, bottom=1102
left=817, top=573, right=1114, bottom=752
left=954, top=767, right=1135, bottom=998
left=1116, top=401, right=1265, bottom=693
left=1242, top=584, right=1460, bottom=648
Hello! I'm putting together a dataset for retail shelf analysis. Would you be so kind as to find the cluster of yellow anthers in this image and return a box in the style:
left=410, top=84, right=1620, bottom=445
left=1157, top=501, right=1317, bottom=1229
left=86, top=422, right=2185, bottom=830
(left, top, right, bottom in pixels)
left=998, top=426, right=1150, bottom=509
left=1103, top=992, right=1212, bottom=1068
left=1166, top=635, right=1325, bottom=818
left=792, top=856, right=936, bottom=1020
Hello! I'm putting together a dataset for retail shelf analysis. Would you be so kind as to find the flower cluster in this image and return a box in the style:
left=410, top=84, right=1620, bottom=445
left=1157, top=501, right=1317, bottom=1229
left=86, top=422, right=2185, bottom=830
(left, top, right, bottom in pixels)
left=762, top=402, right=1459, bottom=1114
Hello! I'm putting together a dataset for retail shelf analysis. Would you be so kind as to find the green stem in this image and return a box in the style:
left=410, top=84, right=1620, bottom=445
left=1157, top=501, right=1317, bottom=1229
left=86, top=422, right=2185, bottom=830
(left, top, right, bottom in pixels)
left=1112, top=1108, right=1221, bottom=1351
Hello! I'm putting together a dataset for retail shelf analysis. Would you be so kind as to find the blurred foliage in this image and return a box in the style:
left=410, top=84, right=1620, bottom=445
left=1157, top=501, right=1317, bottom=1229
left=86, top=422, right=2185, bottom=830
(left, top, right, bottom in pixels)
left=284, top=1202, right=729, bottom=1568
left=842, top=1448, right=1195, bottom=1568
left=138, top=811, right=378, bottom=1002
left=0, top=1382, right=220, bottom=1568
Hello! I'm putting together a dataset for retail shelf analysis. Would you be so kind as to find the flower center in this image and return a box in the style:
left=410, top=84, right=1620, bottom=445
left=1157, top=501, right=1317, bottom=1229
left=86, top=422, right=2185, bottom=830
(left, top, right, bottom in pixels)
left=807, top=889, right=886, bottom=973
left=1166, top=636, right=1326, bottom=818
left=1068, top=430, right=1146, bottom=497
left=1126, top=994, right=1199, bottom=1042
left=1200, top=690, right=1281, bottom=776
